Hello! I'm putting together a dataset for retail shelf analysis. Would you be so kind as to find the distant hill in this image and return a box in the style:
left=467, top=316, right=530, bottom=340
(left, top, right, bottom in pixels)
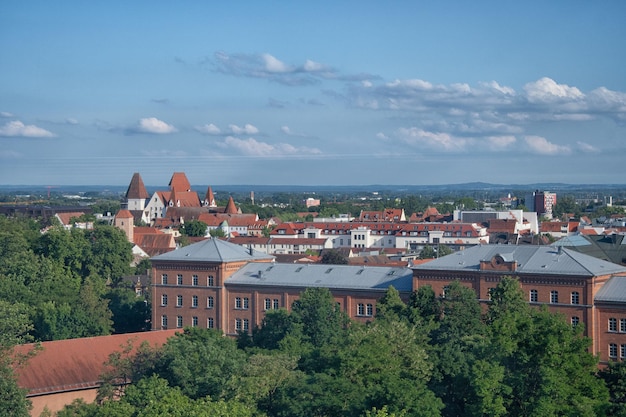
left=1, top=183, right=624, bottom=196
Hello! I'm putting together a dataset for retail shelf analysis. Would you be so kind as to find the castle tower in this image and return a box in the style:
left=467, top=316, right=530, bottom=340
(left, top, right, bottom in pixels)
left=125, top=173, right=149, bottom=211
left=114, top=209, right=135, bottom=243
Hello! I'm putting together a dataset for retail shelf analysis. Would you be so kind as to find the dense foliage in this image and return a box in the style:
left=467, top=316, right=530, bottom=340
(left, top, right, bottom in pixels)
left=0, top=216, right=148, bottom=341
left=54, top=281, right=616, bottom=417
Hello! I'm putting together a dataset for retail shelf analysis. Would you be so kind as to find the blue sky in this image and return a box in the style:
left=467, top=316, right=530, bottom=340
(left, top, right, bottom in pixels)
left=1, top=1, right=625, bottom=186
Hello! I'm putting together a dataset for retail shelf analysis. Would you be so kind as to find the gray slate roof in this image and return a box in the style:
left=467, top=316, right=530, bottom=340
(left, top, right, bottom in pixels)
left=227, top=263, right=413, bottom=292
left=413, top=244, right=626, bottom=277
left=595, top=276, right=626, bottom=303
left=151, top=238, right=274, bottom=263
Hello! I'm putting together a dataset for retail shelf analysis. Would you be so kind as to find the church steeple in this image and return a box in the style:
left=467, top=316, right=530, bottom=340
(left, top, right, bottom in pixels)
left=204, top=186, right=217, bottom=208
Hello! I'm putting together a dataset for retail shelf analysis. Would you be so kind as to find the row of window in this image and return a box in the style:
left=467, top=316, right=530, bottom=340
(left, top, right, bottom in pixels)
left=161, top=294, right=214, bottom=309
left=161, top=315, right=214, bottom=329
left=161, top=274, right=215, bottom=287
left=529, top=289, right=580, bottom=305
left=609, top=343, right=626, bottom=359
left=160, top=315, right=252, bottom=332
left=608, top=318, right=626, bottom=333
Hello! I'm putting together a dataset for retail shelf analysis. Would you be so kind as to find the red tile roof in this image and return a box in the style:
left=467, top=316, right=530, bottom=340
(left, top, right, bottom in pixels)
left=205, top=186, right=216, bottom=206
left=125, top=173, right=150, bottom=200
left=169, top=172, right=191, bottom=192
left=55, top=211, right=88, bottom=225
left=15, top=330, right=179, bottom=396
left=115, top=209, right=134, bottom=219
left=224, top=196, right=238, bottom=214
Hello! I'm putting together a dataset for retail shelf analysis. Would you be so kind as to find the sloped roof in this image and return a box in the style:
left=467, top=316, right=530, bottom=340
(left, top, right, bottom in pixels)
left=170, top=190, right=201, bottom=207
left=168, top=172, right=191, bottom=192
left=115, top=209, right=134, bottom=219
left=595, top=276, right=626, bottom=303
left=224, top=196, right=238, bottom=214
left=125, top=173, right=150, bottom=200
left=555, top=233, right=626, bottom=266
left=413, top=244, right=626, bottom=277
left=135, top=233, right=176, bottom=256
left=151, top=237, right=274, bottom=263
left=227, top=263, right=413, bottom=292
left=15, top=330, right=179, bottom=396
left=55, top=211, right=88, bottom=225
left=205, top=186, right=216, bottom=207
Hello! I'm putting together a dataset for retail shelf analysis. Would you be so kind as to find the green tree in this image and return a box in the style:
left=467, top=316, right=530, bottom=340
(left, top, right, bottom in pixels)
left=375, top=286, right=408, bottom=323
left=599, top=361, right=626, bottom=416
left=552, top=195, right=581, bottom=219
left=0, top=300, right=35, bottom=417
left=106, top=286, right=149, bottom=334
left=149, top=328, right=246, bottom=400
left=419, top=244, right=452, bottom=259
left=427, top=281, right=485, bottom=417
left=291, top=287, right=349, bottom=349
left=320, top=249, right=348, bottom=265
left=483, top=276, right=609, bottom=416
left=180, top=220, right=208, bottom=237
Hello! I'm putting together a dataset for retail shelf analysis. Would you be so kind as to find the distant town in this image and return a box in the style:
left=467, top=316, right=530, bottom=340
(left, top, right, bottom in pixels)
left=3, top=172, right=626, bottom=416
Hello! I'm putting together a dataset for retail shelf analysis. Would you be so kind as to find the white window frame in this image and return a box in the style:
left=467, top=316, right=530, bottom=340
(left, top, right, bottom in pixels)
left=207, top=296, right=214, bottom=309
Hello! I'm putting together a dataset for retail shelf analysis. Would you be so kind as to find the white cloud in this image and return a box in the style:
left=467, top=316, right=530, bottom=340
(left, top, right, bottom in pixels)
left=262, top=53, right=291, bottom=73
left=0, top=120, right=56, bottom=137
left=481, top=81, right=515, bottom=95
left=376, top=132, right=388, bottom=140
left=523, top=77, right=584, bottom=103
left=135, top=117, right=177, bottom=134
left=396, top=128, right=467, bottom=151
left=229, top=123, right=259, bottom=135
left=65, top=118, right=79, bottom=125
left=195, top=123, right=221, bottom=135
left=486, top=136, right=517, bottom=150
left=281, top=126, right=292, bottom=135
left=219, top=136, right=321, bottom=156
left=303, top=59, right=327, bottom=72
left=577, top=141, right=600, bottom=153
left=524, top=135, right=571, bottom=155
left=0, top=112, right=14, bottom=118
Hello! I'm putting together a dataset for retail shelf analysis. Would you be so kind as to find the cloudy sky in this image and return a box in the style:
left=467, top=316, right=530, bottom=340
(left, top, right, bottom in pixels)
left=1, top=1, right=625, bottom=186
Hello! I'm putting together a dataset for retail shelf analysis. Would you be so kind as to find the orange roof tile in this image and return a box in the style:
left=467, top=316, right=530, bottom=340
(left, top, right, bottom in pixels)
left=15, top=330, right=179, bottom=396
left=115, top=209, right=134, bottom=219
left=168, top=172, right=191, bottom=192
left=224, top=196, right=238, bottom=214
left=55, top=211, right=88, bottom=225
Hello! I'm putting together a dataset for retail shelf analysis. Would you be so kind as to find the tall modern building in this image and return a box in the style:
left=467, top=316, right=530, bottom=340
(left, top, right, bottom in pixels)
left=526, top=190, right=557, bottom=219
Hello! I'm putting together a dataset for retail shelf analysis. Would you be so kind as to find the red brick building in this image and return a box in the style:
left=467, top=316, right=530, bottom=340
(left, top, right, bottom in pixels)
left=412, top=244, right=626, bottom=364
left=150, top=238, right=414, bottom=335
left=151, top=239, right=626, bottom=365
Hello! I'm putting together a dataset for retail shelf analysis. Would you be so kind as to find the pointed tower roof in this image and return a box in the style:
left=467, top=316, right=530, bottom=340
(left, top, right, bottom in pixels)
left=115, top=209, right=134, bottom=219
left=224, top=196, right=238, bottom=214
left=205, top=186, right=216, bottom=207
left=125, top=173, right=150, bottom=199
left=169, top=172, right=191, bottom=192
